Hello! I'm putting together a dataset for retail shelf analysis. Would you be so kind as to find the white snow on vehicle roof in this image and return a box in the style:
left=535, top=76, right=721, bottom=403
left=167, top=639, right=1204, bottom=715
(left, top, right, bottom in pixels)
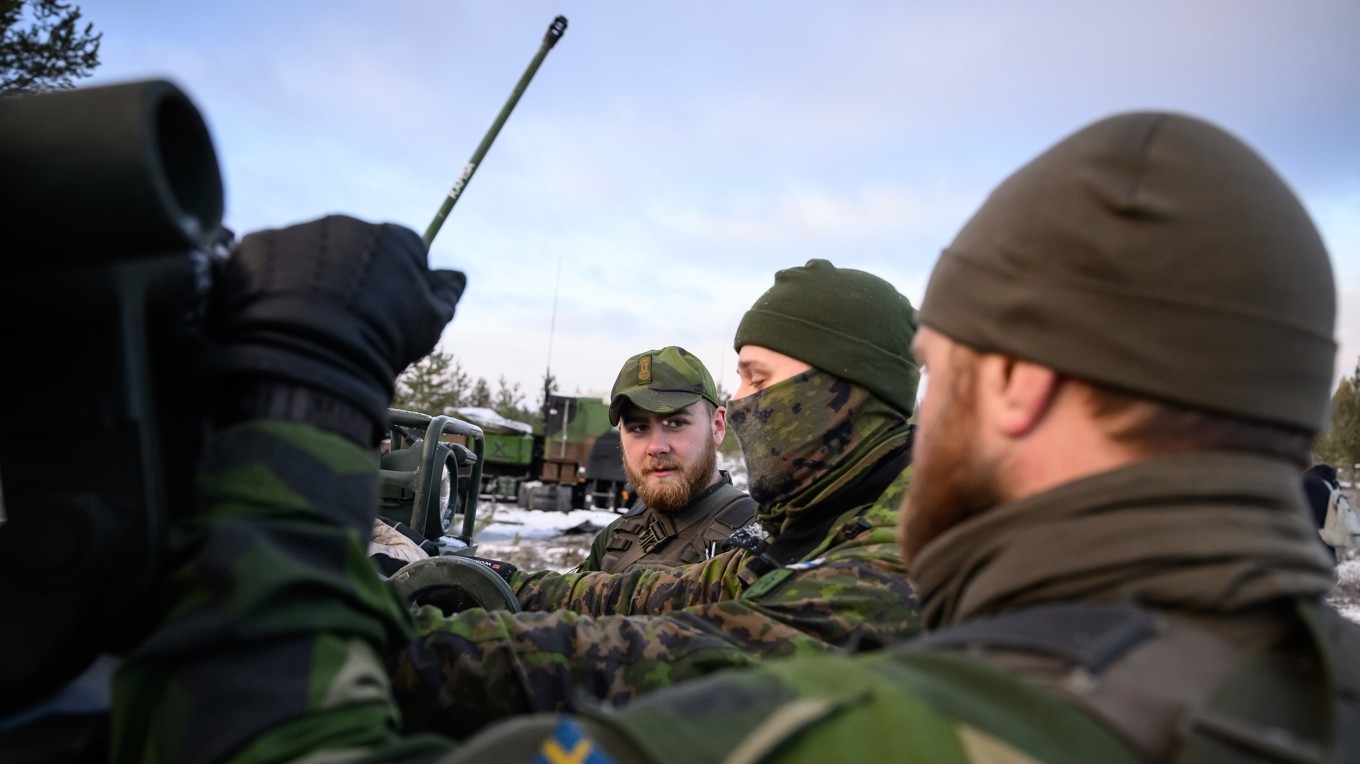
left=455, top=407, right=535, bottom=435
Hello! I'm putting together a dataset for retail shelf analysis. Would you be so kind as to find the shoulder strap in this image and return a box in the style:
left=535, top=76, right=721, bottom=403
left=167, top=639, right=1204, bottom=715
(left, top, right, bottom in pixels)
left=914, top=601, right=1348, bottom=763
left=912, top=602, right=1160, bottom=673
left=710, top=488, right=757, bottom=531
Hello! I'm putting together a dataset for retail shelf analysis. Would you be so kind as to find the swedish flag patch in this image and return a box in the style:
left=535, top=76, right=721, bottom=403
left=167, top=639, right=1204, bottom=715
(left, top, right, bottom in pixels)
left=532, top=717, right=617, bottom=764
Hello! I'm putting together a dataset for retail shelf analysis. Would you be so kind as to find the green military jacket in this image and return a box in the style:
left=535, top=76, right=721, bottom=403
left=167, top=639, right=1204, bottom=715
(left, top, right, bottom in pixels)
left=109, top=426, right=1359, bottom=764
left=493, top=452, right=1357, bottom=764
left=577, top=470, right=757, bottom=574
left=110, top=421, right=919, bottom=761
left=387, top=448, right=920, bottom=738
left=444, top=452, right=1360, bottom=764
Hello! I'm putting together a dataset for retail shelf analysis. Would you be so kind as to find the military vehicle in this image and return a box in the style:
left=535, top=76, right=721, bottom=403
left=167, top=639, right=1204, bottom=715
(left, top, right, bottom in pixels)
left=526, top=393, right=630, bottom=512
left=452, top=406, right=541, bottom=502
left=445, top=394, right=630, bottom=512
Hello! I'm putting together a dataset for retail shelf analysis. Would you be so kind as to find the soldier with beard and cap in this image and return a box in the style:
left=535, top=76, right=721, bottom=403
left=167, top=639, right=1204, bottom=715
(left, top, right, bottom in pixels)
left=378, top=259, right=924, bottom=738
left=110, top=112, right=1360, bottom=764
left=112, top=250, right=926, bottom=759
left=436, top=110, right=1359, bottom=762
left=575, top=346, right=756, bottom=574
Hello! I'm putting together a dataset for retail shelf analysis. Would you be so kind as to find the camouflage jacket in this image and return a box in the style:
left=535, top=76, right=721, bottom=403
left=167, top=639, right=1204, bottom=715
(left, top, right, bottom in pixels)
left=108, top=424, right=1359, bottom=764
left=112, top=422, right=457, bottom=763
left=110, top=422, right=917, bottom=762
left=434, top=454, right=1360, bottom=764
left=576, top=471, right=757, bottom=573
left=388, top=448, right=920, bottom=739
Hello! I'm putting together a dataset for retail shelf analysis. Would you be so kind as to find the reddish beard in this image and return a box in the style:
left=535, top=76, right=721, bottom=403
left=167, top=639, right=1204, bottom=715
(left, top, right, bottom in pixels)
left=624, top=435, right=718, bottom=515
left=901, top=352, right=1003, bottom=562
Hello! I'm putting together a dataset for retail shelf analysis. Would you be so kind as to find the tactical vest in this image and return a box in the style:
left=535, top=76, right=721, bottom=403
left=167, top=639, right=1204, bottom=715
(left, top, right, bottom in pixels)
left=599, top=476, right=756, bottom=573
left=912, top=600, right=1360, bottom=762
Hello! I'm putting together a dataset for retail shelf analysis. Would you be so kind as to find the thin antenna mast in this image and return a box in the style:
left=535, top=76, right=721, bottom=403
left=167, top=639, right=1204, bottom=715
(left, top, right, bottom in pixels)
left=545, top=251, right=563, bottom=377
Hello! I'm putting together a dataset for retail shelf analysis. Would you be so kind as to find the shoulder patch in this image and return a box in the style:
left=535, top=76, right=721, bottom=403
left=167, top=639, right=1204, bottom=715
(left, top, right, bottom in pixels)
left=784, top=557, right=828, bottom=571
left=533, top=717, right=617, bottom=764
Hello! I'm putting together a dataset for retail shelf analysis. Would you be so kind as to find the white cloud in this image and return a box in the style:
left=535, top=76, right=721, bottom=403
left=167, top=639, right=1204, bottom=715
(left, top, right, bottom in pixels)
left=76, top=0, right=1360, bottom=399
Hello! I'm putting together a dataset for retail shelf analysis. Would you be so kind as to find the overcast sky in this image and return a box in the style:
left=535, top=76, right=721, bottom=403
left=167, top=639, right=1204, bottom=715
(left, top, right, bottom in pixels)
left=82, top=1, right=1360, bottom=406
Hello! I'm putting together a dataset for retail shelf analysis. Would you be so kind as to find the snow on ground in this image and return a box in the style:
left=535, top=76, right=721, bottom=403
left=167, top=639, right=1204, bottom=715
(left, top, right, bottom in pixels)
left=1332, top=551, right=1360, bottom=625
left=464, top=502, right=622, bottom=572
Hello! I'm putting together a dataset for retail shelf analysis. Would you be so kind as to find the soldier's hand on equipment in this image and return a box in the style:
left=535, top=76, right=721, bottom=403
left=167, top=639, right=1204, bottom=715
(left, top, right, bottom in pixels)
left=203, top=215, right=465, bottom=443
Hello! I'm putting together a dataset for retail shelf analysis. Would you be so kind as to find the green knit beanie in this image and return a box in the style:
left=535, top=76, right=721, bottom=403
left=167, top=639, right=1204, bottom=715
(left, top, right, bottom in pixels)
left=734, top=259, right=919, bottom=417
left=919, top=111, right=1336, bottom=433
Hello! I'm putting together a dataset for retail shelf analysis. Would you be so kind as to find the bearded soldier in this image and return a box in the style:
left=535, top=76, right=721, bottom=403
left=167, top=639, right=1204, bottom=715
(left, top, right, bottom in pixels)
left=112, top=110, right=1359, bottom=764
left=452, top=110, right=1360, bottom=762
left=382, top=259, right=922, bottom=737
left=115, top=253, right=924, bottom=754
left=576, top=346, right=756, bottom=573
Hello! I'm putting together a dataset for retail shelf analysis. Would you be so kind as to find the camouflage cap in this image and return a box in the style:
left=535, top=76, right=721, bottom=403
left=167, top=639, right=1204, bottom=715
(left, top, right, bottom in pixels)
left=608, top=346, right=720, bottom=426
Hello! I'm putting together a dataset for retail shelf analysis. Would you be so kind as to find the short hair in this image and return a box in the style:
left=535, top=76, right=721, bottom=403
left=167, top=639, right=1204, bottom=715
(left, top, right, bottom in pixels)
left=1082, top=382, right=1315, bottom=465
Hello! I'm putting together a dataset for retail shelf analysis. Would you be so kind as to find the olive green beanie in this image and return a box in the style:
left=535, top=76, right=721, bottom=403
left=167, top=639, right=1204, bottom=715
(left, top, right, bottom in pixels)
left=734, top=259, right=919, bottom=417
left=919, top=111, right=1336, bottom=433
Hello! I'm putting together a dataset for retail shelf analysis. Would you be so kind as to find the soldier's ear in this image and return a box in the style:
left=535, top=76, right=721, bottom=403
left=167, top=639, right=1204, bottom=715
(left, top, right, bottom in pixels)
left=986, top=357, right=1060, bottom=439
left=712, top=405, right=727, bottom=444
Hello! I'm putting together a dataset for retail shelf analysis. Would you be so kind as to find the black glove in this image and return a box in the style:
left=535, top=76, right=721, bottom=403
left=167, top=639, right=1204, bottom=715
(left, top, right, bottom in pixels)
left=204, top=215, right=465, bottom=441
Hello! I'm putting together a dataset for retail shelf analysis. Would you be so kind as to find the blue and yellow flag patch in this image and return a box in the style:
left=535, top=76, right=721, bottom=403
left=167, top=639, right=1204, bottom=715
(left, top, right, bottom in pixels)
left=532, top=717, right=617, bottom=764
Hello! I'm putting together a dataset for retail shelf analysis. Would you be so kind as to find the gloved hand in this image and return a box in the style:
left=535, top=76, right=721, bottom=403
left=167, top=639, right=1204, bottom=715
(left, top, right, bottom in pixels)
left=204, top=215, right=465, bottom=440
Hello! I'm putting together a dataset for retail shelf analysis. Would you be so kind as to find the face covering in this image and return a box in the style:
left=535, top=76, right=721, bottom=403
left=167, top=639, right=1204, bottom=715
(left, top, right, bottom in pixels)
left=728, top=368, right=908, bottom=532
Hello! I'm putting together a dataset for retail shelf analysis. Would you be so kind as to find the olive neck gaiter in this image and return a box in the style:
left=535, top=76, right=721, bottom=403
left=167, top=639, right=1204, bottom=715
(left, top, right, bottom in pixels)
left=909, top=452, right=1337, bottom=631
left=727, top=368, right=910, bottom=535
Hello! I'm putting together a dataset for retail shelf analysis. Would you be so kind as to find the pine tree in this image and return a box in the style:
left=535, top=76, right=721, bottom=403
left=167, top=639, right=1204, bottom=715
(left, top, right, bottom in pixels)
left=537, top=369, right=558, bottom=414
left=468, top=377, right=492, bottom=408
left=490, top=374, right=537, bottom=426
left=392, top=349, right=468, bottom=414
left=1, top=0, right=101, bottom=95
left=1317, top=357, right=1360, bottom=483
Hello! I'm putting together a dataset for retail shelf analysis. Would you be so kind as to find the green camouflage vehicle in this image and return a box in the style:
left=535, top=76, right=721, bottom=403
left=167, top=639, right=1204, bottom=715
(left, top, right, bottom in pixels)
left=453, top=406, right=539, bottom=503
left=451, top=395, right=629, bottom=512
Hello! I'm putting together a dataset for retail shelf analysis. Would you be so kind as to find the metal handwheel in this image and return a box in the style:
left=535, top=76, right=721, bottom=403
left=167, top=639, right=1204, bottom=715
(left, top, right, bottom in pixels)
left=388, top=555, right=520, bottom=613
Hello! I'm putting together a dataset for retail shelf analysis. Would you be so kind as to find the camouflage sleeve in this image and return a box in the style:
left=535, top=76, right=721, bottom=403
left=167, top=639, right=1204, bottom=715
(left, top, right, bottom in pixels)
left=513, top=546, right=750, bottom=614
left=388, top=525, right=920, bottom=739
left=111, top=422, right=455, bottom=764
left=563, top=647, right=1139, bottom=764
left=573, top=515, right=623, bottom=573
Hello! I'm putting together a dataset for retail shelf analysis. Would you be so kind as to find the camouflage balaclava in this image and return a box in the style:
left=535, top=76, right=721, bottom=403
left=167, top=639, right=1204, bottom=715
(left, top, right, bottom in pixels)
left=730, top=260, right=918, bottom=533
left=727, top=369, right=908, bottom=533
left=919, top=111, right=1336, bottom=433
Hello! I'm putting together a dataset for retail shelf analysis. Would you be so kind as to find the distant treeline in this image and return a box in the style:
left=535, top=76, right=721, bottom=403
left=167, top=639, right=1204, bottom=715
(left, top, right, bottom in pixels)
left=392, top=350, right=543, bottom=426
